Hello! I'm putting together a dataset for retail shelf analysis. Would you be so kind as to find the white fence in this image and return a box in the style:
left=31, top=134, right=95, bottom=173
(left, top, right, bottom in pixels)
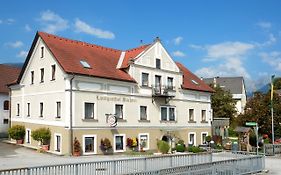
left=264, top=144, right=281, bottom=155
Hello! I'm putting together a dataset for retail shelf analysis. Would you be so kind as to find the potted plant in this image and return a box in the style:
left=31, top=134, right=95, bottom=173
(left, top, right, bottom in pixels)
left=73, top=137, right=81, bottom=156
left=100, top=138, right=113, bottom=154
left=8, top=125, right=25, bottom=144
left=127, top=137, right=138, bottom=151
left=31, top=128, right=51, bottom=151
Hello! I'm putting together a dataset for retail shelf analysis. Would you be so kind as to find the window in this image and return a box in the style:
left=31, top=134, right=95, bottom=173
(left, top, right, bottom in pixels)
left=155, top=75, right=161, bottom=87
left=26, top=129, right=31, bottom=144
left=189, top=133, right=196, bottom=146
left=201, top=132, right=208, bottom=145
left=138, top=133, right=149, bottom=151
left=83, top=135, right=97, bottom=154
left=114, top=134, right=125, bottom=152
left=54, top=134, right=62, bottom=152
left=3, top=119, right=8, bottom=124
left=167, top=77, right=173, bottom=89
left=40, top=68, right=44, bottom=83
left=16, top=103, right=20, bottom=116
left=27, top=103, right=30, bottom=117
left=51, top=65, right=56, bottom=80
left=156, top=58, right=161, bottom=69
left=41, top=47, right=44, bottom=58
left=201, top=110, right=206, bottom=122
left=161, top=106, right=175, bottom=121
left=84, top=103, right=94, bottom=119
left=3, top=100, right=9, bottom=110
left=80, top=60, right=91, bottom=68
left=115, top=104, right=123, bottom=119
left=189, top=109, right=194, bottom=122
left=140, top=106, right=147, bottom=120
left=56, top=102, right=61, bottom=118
left=31, top=71, right=34, bottom=84
left=40, top=102, right=43, bottom=117
left=141, top=73, right=149, bottom=86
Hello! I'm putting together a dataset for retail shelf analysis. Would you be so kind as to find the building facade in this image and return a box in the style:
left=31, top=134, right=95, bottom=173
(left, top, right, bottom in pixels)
left=0, top=64, right=21, bottom=137
left=10, top=32, right=213, bottom=155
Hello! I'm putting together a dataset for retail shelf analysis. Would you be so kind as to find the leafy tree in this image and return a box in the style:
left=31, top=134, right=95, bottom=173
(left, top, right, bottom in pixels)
left=211, top=85, right=237, bottom=123
left=273, top=77, right=281, bottom=90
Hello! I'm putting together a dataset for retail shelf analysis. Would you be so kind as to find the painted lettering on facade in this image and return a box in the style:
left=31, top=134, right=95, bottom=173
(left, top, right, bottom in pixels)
left=97, top=96, right=137, bottom=102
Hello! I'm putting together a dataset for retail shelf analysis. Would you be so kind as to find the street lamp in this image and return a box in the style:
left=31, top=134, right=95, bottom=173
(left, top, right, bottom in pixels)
left=271, top=75, right=275, bottom=154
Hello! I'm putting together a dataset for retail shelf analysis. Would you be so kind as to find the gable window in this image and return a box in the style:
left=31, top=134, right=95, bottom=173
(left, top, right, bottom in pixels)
left=40, top=68, right=44, bottom=83
left=27, top=103, right=30, bottom=117
left=56, top=102, right=61, bottom=118
left=31, top=71, right=34, bottom=84
left=16, top=103, right=20, bottom=116
left=3, top=100, right=9, bottom=110
left=51, top=65, right=56, bottom=81
left=201, top=110, right=206, bottom=122
left=114, top=134, right=126, bottom=152
left=161, top=106, right=175, bottom=121
left=115, top=104, right=123, bottom=119
left=39, top=102, right=43, bottom=117
left=140, top=106, right=147, bottom=120
left=141, top=73, right=149, bottom=87
left=156, top=58, right=161, bottom=69
left=189, top=109, right=194, bottom=122
left=83, top=135, right=97, bottom=154
left=41, top=47, right=44, bottom=58
left=84, top=103, right=94, bottom=119
left=167, top=77, right=174, bottom=89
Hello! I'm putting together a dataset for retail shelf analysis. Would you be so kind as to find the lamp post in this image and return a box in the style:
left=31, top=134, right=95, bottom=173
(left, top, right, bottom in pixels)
left=271, top=75, right=275, bottom=154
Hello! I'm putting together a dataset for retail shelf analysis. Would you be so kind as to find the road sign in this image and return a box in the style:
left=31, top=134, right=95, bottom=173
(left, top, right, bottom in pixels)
left=246, top=122, right=257, bottom=126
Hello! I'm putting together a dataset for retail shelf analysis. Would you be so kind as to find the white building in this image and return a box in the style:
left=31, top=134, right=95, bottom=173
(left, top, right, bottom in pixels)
left=0, top=64, right=20, bottom=137
left=10, top=32, right=214, bottom=155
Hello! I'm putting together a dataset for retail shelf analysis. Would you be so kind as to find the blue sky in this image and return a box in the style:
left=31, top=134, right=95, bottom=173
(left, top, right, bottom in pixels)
left=0, top=0, right=281, bottom=92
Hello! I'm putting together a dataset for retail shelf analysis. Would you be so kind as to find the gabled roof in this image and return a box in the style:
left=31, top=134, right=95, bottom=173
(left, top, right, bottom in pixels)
left=176, top=62, right=214, bottom=93
left=203, top=77, right=245, bottom=94
left=0, top=64, right=21, bottom=94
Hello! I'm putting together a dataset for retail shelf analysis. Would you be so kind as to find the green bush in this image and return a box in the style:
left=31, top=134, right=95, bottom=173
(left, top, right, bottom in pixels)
left=157, top=140, right=170, bottom=154
left=228, top=127, right=238, bottom=137
left=175, top=144, right=185, bottom=152
left=187, top=146, right=204, bottom=153
left=178, top=139, right=185, bottom=145
left=8, top=125, right=25, bottom=140
left=31, top=128, right=51, bottom=145
left=206, top=136, right=212, bottom=143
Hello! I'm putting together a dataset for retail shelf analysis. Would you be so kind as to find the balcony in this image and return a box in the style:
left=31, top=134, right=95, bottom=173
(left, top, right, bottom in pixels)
left=152, top=85, right=175, bottom=103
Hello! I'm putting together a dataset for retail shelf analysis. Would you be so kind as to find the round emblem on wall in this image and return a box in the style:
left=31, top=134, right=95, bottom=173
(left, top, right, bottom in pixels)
left=108, top=115, right=117, bottom=127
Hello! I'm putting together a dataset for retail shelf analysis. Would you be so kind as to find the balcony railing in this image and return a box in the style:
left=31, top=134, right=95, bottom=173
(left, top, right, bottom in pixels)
left=152, top=85, right=175, bottom=97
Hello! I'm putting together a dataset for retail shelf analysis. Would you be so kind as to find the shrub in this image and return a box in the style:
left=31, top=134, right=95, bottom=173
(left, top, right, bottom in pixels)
left=187, top=146, right=204, bottom=153
left=31, top=128, right=51, bottom=145
left=157, top=140, right=170, bottom=154
left=178, top=139, right=185, bottom=145
left=101, top=138, right=112, bottom=151
left=73, top=137, right=81, bottom=153
left=8, top=125, right=25, bottom=140
left=175, top=144, right=185, bottom=152
left=206, top=136, right=212, bottom=143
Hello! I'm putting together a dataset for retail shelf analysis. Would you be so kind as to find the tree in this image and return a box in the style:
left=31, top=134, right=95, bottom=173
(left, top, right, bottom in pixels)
left=273, top=77, right=281, bottom=90
left=211, top=85, right=237, bottom=123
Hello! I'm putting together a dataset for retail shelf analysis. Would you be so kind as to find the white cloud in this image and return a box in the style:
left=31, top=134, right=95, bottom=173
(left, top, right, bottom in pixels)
left=38, top=10, right=68, bottom=34
left=189, top=44, right=204, bottom=50
left=5, top=41, right=24, bottom=48
left=260, top=51, right=281, bottom=72
left=74, top=18, right=115, bottom=39
left=17, top=50, right=28, bottom=58
left=0, top=18, right=15, bottom=25
left=255, top=33, right=277, bottom=47
left=257, top=21, right=272, bottom=29
left=172, top=50, right=186, bottom=57
left=25, top=24, right=32, bottom=32
left=173, top=36, right=183, bottom=45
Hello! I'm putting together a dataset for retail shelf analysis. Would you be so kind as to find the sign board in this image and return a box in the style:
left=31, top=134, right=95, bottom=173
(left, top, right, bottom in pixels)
left=246, top=122, right=257, bottom=126
left=107, top=114, right=117, bottom=127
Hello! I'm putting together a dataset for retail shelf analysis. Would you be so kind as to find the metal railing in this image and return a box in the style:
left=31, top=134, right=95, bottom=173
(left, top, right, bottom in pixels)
left=264, top=144, right=281, bottom=155
left=128, top=155, right=265, bottom=175
left=152, top=85, right=175, bottom=96
left=0, top=153, right=211, bottom=175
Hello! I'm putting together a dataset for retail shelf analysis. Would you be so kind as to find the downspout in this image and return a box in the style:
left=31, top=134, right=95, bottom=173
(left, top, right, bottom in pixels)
left=8, top=88, right=12, bottom=130
left=69, top=74, right=75, bottom=155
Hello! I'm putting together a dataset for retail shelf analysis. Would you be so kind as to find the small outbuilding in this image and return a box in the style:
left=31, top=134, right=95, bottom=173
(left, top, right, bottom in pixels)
left=235, top=126, right=252, bottom=152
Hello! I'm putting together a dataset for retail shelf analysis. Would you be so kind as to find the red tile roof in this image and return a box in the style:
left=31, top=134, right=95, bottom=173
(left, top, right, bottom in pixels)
left=120, top=44, right=151, bottom=69
left=176, top=62, right=214, bottom=93
left=0, top=64, right=21, bottom=94
left=38, top=32, right=136, bottom=83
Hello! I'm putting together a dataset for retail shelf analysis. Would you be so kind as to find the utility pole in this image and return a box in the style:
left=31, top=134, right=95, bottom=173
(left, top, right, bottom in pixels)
left=271, top=75, right=275, bottom=155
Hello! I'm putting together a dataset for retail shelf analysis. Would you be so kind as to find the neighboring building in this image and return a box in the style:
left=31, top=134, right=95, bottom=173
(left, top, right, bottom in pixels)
left=0, top=64, right=21, bottom=137
left=203, top=77, right=247, bottom=115
left=9, top=32, right=213, bottom=155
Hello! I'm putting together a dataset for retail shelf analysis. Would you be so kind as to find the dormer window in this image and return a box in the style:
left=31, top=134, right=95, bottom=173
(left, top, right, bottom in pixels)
left=156, top=58, right=161, bottom=69
left=191, top=79, right=199, bottom=85
left=80, top=60, right=91, bottom=69
left=41, top=47, right=44, bottom=58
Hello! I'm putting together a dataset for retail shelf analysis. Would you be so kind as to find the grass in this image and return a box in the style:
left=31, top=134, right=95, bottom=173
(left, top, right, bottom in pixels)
left=124, top=149, right=155, bottom=156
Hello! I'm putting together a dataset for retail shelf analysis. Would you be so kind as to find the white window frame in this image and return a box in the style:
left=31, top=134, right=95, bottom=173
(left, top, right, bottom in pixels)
left=51, top=64, right=56, bottom=81
left=26, top=128, right=31, bottom=144
left=160, top=106, right=176, bottom=121
left=141, top=72, right=149, bottom=87
left=139, top=105, right=148, bottom=120
left=39, top=102, right=44, bottom=117
left=201, top=110, right=206, bottom=122
left=188, top=132, right=196, bottom=146
left=16, top=103, right=20, bottom=116
left=138, top=133, right=149, bottom=151
left=40, top=68, right=44, bottom=83
left=167, top=76, right=174, bottom=89
left=83, top=102, right=96, bottom=119
left=114, top=104, right=125, bottom=120
left=30, top=71, right=34, bottom=85
left=56, top=101, right=61, bottom=119
left=201, top=132, right=208, bottom=145
left=27, top=102, right=30, bottom=117
left=54, top=133, right=62, bottom=153
left=189, top=109, right=194, bottom=121
left=114, top=134, right=126, bottom=153
left=83, top=134, right=97, bottom=155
